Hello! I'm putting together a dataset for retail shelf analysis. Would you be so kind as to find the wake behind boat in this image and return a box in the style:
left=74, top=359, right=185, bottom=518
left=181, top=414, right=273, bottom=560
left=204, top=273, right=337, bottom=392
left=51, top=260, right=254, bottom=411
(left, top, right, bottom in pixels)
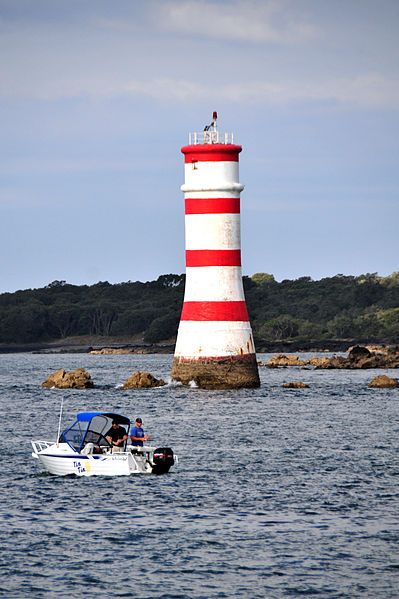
left=31, top=411, right=176, bottom=476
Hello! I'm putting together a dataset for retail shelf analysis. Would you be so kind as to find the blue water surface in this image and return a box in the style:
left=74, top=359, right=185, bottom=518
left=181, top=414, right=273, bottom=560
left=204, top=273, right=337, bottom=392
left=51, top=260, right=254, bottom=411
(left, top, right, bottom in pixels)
left=0, top=353, right=398, bottom=598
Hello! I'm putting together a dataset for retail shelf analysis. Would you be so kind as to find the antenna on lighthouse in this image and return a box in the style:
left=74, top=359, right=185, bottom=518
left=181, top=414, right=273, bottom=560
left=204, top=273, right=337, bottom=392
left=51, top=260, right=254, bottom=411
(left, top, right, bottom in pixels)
left=204, top=111, right=218, bottom=132
left=213, top=111, right=218, bottom=129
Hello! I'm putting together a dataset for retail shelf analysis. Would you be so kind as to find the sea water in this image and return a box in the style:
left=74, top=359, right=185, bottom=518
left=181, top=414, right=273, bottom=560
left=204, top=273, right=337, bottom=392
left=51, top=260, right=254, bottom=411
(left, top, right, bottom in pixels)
left=0, top=353, right=398, bottom=598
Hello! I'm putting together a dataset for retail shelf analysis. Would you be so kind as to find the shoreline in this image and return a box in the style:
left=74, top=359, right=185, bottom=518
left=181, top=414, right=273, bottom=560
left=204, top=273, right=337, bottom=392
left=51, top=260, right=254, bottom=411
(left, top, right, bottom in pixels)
left=0, top=337, right=384, bottom=355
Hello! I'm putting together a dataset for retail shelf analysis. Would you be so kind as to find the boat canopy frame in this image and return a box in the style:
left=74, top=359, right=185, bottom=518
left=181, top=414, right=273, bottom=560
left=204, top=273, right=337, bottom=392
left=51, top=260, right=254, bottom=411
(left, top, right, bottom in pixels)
left=61, top=412, right=131, bottom=453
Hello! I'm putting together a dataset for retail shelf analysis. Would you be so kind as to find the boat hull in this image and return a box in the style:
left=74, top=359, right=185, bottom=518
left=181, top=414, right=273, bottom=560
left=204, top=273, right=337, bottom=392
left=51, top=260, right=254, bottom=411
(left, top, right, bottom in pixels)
left=32, top=443, right=153, bottom=476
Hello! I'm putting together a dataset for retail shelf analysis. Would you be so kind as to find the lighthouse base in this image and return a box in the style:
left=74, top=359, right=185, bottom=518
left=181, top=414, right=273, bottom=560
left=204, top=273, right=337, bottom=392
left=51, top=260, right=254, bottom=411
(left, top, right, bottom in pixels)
left=171, top=354, right=260, bottom=390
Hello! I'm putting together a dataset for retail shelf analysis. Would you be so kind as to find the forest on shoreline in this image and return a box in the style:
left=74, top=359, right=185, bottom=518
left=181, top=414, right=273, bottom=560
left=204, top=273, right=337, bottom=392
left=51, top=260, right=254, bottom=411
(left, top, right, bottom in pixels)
left=1, top=272, right=398, bottom=350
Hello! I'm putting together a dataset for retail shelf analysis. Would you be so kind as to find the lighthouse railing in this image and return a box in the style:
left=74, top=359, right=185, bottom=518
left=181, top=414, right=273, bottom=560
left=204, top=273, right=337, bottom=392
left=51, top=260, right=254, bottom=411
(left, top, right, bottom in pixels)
left=189, top=131, right=234, bottom=145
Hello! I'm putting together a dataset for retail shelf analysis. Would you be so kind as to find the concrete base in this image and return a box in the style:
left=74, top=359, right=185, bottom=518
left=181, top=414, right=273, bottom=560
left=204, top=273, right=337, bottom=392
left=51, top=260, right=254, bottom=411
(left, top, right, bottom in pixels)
left=171, top=354, right=260, bottom=389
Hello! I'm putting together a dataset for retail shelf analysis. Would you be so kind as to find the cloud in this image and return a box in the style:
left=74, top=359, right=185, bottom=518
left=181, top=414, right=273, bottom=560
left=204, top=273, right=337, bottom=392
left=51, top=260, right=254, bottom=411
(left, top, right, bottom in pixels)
left=157, top=0, right=318, bottom=44
left=1, top=71, right=398, bottom=109
left=125, top=74, right=399, bottom=109
left=0, top=158, right=134, bottom=176
left=0, top=1, right=397, bottom=110
left=93, top=0, right=318, bottom=45
left=217, top=75, right=399, bottom=109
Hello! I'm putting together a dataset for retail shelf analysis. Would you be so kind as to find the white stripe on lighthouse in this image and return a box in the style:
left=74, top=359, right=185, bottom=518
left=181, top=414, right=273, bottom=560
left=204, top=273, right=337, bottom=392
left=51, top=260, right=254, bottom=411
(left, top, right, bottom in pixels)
left=182, top=162, right=243, bottom=194
left=182, top=189, right=240, bottom=200
left=183, top=266, right=244, bottom=302
left=174, top=321, right=255, bottom=358
left=185, top=213, right=241, bottom=250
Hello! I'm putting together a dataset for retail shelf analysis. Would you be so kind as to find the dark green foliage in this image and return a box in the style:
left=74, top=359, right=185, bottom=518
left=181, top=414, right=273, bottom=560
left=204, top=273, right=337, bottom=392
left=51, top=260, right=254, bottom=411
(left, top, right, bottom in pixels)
left=0, top=272, right=397, bottom=345
left=144, top=311, right=181, bottom=343
left=248, top=272, right=399, bottom=344
left=111, top=307, right=159, bottom=336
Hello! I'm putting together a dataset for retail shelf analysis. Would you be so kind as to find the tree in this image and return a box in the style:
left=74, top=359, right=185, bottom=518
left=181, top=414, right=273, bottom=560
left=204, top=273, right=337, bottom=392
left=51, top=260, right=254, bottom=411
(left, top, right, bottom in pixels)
left=259, top=315, right=299, bottom=341
left=0, top=302, right=48, bottom=342
left=83, top=302, right=118, bottom=336
left=326, top=314, right=356, bottom=338
left=251, top=273, right=275, bottom=285
left=48, top=305, right=81, bottom=339
left=144, top=312, right=180, bottom=343
left=111, top=307, right=159, bottom=336
left=46, top=280, right=67, bottom=288
left=156, top=274, right=185, bottom=288
left=0, top=271, right=398, bottom=345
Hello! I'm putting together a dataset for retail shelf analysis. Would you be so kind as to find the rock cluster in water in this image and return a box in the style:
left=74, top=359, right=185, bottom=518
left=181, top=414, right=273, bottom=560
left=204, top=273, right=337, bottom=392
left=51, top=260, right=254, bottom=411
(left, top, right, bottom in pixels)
left=260, top=345, right=399, bottom=369
left=122, top=371, right=166, bottom=389
left=266, top=355, right=305, bottom=367
left=368, top=375, right=399, bottom=388
left=41, top=368, right=94, bottom=389
left=41, top=368, right=166, bottom=389
left=282, top=381, right=310, bottom=389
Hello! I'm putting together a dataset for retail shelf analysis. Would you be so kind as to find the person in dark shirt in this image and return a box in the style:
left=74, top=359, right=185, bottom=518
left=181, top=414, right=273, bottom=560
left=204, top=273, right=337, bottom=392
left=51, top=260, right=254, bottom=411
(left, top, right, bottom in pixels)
left=130, top=417, right=150, bottom=447
left=105, top=420, right=128, bottom=451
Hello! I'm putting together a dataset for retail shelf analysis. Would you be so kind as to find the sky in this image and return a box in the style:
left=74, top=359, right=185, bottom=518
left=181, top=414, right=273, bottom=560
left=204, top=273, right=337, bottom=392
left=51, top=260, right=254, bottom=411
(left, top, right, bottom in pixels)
left=0, top=0, right=398, bottom=293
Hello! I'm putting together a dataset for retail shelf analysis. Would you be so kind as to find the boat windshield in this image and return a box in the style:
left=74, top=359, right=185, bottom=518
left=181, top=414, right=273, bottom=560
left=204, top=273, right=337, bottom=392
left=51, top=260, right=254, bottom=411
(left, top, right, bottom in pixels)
left=83, top=415, right=122, bottom=448
left=63, top=420, right=87, bottom=451
left=62, top=413, right=130, bottom=452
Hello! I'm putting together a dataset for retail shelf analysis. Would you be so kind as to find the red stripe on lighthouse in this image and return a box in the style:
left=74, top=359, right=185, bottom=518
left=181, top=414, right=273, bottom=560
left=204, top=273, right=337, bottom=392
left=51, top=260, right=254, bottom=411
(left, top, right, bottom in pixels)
left=185, top=198, right=240, bottom=214
left=182, top=144, right=241, bottom=163
left=186, top=249, right=241, bottom=267
left=181, top=301, right=249, bottom=321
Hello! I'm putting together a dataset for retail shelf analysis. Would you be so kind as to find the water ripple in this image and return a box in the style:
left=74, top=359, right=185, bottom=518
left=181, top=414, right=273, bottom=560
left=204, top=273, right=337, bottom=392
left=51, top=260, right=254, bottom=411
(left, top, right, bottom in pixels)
left=0, top=353, right=398, bottom=598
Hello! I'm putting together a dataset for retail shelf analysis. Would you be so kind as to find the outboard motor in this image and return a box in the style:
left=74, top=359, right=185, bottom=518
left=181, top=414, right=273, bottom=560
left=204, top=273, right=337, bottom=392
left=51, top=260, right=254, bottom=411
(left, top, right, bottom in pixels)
left=152, top=447, right=174, bottom=474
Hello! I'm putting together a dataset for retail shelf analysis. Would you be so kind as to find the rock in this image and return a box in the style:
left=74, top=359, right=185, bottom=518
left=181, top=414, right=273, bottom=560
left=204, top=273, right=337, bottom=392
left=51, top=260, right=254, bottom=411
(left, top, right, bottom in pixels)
left=347, top=345, right=380, bottom=368
left=261, top=345, right=399, bottom=370
left=313, top=355, right=348, bottom=369
left=282, top=381, right=310, bottom=388
left=42, top=368, right=94, bottom=389
left=314, top=345, right=399, bottom=369
left=385, top=347, right=399, bottom=368
left=368, top=375, right=399, bottom=388
left=360, top=344, right=387, bottom=355
left=90, top=348, right=133, bottom=355
left=348, top=345, right=372, bottom=361
left=171, top=355, right=260, bottom=389
left=267, top=354, right=308, bottom=368
left=122, top=371, right=166, bottom=389
left=308, top=357, right=332, bottom=368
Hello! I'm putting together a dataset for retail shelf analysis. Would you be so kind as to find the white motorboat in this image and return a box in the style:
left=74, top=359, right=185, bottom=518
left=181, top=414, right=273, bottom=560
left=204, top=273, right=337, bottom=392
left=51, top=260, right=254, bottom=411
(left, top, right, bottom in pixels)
left=31, top=411, right=176, bottom=476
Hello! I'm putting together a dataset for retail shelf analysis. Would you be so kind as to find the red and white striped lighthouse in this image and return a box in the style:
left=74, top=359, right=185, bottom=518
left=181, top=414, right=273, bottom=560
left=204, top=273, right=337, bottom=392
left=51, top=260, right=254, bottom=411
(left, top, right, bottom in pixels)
left=171, top=113, right=260, bottom=389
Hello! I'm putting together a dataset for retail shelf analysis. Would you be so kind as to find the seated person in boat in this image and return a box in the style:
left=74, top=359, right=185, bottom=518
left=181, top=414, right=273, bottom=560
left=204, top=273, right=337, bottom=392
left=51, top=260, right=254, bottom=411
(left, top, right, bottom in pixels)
left=105, top=420, right=128, bottom=450
left=130, top=417, right=150, bottom=448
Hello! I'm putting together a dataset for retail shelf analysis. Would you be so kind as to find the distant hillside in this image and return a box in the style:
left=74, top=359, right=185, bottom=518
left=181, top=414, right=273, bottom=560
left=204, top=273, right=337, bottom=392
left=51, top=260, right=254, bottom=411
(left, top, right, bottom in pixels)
left=0, top=272, right=398, bottom=349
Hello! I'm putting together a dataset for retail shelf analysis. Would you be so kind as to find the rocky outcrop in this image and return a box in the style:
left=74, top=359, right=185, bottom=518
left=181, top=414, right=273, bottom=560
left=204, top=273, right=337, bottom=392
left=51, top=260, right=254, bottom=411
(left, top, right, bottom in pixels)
left=307, top=356, right=337, bottom=368
left=263, top=354, right=308, bottom=368
left=122, top=371, right=166, bottom=389
left=171, top=354, right=260, bottom=389
left=282, top=381, right=310, bottom=388
left=368, top=375, right=399, bottom=388
left=42, top=368, right=94, bottom=389
left=260, top=346, right=399, bottom=370
left=315, top=345, right=399, bottom=369
left=349, top=344, right=389, bottom=355
left=90, top=348, right=133, bottom=355
left=312, top=355, right=349, bottom=369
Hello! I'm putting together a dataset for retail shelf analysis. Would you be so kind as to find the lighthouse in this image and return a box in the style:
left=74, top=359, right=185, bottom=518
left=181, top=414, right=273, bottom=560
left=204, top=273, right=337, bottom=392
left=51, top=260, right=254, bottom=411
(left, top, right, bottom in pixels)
left=171, top=113, right=260, bottom=389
